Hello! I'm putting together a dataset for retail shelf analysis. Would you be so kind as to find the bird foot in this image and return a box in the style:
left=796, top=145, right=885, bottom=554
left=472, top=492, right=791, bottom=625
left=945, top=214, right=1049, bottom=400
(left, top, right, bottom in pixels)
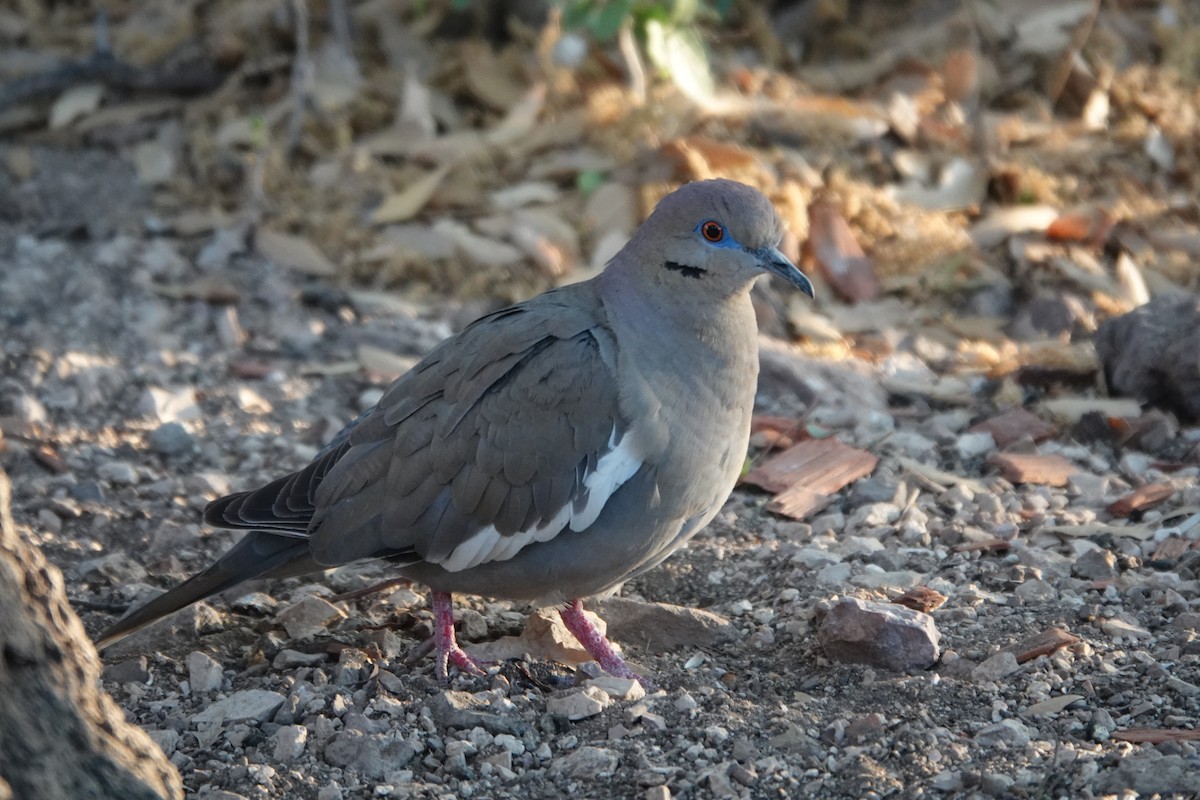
left=560, top=599, right=654, bottom=688
left=406, top=590, right=488, bottom=682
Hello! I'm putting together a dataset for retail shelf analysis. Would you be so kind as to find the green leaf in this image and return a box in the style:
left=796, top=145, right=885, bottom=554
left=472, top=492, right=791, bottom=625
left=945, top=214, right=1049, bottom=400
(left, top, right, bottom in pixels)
left=588, top=0, right=637, bottom=41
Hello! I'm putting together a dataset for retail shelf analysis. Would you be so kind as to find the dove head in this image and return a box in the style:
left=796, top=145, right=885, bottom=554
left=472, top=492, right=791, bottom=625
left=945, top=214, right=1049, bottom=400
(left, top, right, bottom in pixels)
left=609, top=179, right=814, bottom=300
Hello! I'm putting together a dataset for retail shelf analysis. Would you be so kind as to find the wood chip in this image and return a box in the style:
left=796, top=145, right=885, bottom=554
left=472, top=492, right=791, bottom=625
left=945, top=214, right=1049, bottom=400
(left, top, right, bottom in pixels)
left=1107, top=483, right=1175, bottom=517
left=969, top=408, right=1057, bottom=448
left=1003, top=627, right=1080, bottom=664
left=890, top=586, right=947, bottom=613
left=1112, top=728, right=1200, bottom=744
left=988, top=452, right=1077, bottom=486
left=744, top=438, right=878, bottom=520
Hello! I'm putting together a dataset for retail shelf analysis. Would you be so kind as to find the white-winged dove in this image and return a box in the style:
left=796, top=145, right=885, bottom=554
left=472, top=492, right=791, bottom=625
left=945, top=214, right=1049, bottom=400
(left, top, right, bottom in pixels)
left=97, top=179, right=814, bottom=682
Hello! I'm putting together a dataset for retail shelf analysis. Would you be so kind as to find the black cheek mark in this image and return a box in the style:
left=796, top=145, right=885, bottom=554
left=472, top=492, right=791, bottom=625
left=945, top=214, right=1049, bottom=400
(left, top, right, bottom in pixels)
left=664, top=261, right=704, bottom=279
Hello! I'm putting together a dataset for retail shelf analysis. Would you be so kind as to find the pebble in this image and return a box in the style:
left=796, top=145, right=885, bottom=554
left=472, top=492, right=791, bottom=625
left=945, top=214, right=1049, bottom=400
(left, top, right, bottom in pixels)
left=277, top=595, right=347, bottom=640
left=955, top=431, right=995, bottom=459
left=548, top=746, right=619, bottom=780
left=149, top=421, right=194, bottom=456
left=139, top=386, right=200, bottom=422
left=972, top=651, right=1020, bottom=682
left=192, top=690, right=286, bottom=725
left=96, top=460, right=137, bottom=485
left=1073, top=548, right=1118, bottom=580
left=547, top=685, right=612, bottom=720
left=273, top=724, right=308, bottom=762
left=818, top=597, right=940, bottom=671
left=587, top=676, right=647, bottom=701
left=188, top=651, right=224, bottom=693
left=974, top=718, right=1031, bottom=748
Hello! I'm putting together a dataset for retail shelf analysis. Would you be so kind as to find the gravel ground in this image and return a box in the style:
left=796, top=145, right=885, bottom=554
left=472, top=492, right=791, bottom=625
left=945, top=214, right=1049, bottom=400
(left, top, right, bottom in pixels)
left=3, top=150, right=1200, bottom=800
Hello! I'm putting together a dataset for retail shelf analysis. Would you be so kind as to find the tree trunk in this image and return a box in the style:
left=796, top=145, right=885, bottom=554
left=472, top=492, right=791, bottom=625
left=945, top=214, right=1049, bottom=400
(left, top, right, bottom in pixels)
left=0, top=470, right=182, bottom=800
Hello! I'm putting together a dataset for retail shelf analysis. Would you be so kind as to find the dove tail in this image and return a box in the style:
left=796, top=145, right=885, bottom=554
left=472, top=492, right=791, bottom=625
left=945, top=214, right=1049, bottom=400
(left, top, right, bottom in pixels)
left=94, top=531, right=320, bottom=650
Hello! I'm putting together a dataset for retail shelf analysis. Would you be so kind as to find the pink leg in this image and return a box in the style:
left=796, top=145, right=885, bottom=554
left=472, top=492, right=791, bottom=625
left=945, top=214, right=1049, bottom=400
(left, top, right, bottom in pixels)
left=559, top=599, right=649, bottom=685
left=429, top=590, right=486, bottom=681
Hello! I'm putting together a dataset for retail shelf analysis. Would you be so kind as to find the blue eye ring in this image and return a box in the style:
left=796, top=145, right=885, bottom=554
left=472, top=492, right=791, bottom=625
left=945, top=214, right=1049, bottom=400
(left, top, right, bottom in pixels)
left=700, top=220, right=724, bottom=243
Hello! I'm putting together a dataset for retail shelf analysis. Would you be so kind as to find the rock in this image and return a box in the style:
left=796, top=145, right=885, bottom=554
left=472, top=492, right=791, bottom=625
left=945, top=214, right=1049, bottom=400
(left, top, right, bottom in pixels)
left=187, top=651, right=223, bottom=693
left=144, top=728, right=180, bottom=756
left=1095, top=753, right=1200, bottom=795
left=818, top=597, right=940, bottom=671
left=1073, top=548, right=1118, bottom=580
left=0, top=470, right=183, bottom=800
left=468, top=606, right=604, bottom=665
left=322, top=730, right=415, bottom=780
left=1095, top=294, right=1200, bottom=422
left=590, top=597, right=740, bottom=652
left=272, top=724, right=308, bottom=762
left=272, top=648, right=327, bottom=669
left=549, top=745, right=619, bottom=780
left=428, top=690, right=532, bottom=737
left=139, top=386, right=200, bottom=423
left=972, top=651, right=1020, bottom=682
left=277, top=595, right=346, bottom=640
left=1014, top=578, right=1058, bottom=604
left=974, top=718, right=1031, bottom=748
left=586, top=676, right=646, bottom=702
left=96, top=460, right=138, bottom=486
left=148, top=423, right=194, bottom=457
left=192, top=689, right=286, bottom=725
left=955, top=431, right=996, bottom=459
left=102, top=656, right=151, bottom=684
left=547, top=685, right=612, bottom=720
left=333, top=648, right=369, bottom=686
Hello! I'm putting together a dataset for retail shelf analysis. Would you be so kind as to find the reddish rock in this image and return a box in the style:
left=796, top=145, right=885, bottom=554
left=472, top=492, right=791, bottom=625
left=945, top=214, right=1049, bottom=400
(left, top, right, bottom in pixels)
left=818, top=597, right=940, bottom=671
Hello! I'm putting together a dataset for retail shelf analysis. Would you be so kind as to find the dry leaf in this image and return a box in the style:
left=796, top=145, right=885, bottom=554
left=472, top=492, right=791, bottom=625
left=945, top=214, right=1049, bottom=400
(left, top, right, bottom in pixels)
left=255, top=228, right=337, bottom=276
left=152, top=275, right=240, bottom=304
left=807, top=201, right=879, bottom=303
left=1023, top=695, right=1085, bottom=716
left=49, top=83, right=104, bottom=129
left=356, top=344, right=416, bottom=378
left=371, top=166, right=450, bottom=225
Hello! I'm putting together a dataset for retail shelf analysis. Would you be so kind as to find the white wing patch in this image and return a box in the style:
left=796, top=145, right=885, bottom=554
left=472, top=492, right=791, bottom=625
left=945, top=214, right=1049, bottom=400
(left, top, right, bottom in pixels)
left=436, top=428, right=642, bottom=572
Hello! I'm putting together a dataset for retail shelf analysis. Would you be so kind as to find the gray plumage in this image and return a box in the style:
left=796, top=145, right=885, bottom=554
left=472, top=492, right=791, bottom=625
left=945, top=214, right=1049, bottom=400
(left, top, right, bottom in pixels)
left=97, top=179, right=814, bottom=675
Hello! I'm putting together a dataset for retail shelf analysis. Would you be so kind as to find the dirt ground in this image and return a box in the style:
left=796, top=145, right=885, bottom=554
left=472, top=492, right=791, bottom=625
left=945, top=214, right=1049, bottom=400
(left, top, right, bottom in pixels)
left=3, top=1, right=1200, bottom=798
left=0, top=145, right=1197, bottom=800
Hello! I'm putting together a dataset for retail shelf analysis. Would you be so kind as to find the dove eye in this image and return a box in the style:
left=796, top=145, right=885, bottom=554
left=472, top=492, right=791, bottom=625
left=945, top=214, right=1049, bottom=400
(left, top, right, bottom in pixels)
left=700, top=220, right=724, bottom=243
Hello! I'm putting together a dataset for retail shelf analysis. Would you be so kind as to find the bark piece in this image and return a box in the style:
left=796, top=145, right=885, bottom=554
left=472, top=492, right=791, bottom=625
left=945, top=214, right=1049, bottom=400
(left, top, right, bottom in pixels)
left=988, top=452, right=1077, bottom=486
left=1002, top=627, right=1080, bottom=664
left=0, top=470, right=182, bottom=800
left=969, top=408, right=1057, bottom=448
left=745, top=437, right=878, bottom=520
left=1107, top=483, right=1175, bottom=517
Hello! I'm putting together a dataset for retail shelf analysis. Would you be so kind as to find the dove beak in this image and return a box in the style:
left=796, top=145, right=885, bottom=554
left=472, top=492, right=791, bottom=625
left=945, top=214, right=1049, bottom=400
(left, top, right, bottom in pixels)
left=754, top=246, right=815, bottom=298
